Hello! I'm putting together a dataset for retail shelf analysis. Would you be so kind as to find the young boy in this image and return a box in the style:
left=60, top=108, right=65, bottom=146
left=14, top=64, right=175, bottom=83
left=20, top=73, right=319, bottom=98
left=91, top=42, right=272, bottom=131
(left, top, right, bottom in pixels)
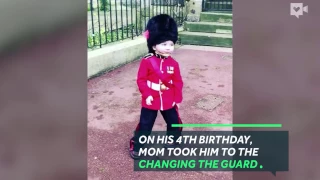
left=129, top=14, right=184, bottom=159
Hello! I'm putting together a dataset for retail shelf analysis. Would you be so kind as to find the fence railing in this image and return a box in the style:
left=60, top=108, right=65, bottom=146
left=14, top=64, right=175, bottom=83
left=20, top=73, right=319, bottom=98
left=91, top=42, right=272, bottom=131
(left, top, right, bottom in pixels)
left=202, top=0, right=232, bottom=12
left=88, top=0, right=187, bottom=50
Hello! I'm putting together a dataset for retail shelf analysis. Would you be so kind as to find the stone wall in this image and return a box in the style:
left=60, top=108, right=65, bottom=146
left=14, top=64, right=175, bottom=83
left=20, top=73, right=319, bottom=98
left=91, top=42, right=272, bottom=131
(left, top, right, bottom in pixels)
left=186, top=0, right=203, bottom=22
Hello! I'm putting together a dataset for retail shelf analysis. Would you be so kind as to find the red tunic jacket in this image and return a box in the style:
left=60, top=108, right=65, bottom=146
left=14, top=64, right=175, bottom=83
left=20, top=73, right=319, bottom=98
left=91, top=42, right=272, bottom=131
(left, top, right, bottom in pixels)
left=136, top=53, right=183, bottom=111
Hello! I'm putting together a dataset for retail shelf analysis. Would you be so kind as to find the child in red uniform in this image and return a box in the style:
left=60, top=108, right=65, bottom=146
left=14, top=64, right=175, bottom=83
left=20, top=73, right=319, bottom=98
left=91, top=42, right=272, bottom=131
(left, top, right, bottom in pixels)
left=129, top=14, right=184, bottom=159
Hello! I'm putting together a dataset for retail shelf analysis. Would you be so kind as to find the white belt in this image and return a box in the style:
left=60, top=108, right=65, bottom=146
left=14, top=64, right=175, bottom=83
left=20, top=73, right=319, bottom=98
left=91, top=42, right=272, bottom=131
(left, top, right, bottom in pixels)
left=147, top=80, right=172, bottom=91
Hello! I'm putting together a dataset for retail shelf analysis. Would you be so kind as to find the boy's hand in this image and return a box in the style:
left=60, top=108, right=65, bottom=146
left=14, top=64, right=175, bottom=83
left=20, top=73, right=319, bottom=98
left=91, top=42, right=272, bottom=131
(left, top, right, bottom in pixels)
left=172, top=102, right=180, bottom=108
left=146, top=96, right=153, bottom=105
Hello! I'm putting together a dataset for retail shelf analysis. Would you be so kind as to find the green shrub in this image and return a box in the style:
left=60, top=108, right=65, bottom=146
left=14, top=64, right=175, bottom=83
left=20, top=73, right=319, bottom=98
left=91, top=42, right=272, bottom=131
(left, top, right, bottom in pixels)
left=88, top=25, right=136, bottom=49
left=99, top=0, right=110, bottom=11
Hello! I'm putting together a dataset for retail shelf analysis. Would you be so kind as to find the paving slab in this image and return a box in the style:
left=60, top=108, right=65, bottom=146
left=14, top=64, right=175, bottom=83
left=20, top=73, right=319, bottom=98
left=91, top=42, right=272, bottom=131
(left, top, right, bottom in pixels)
left=88, top=45, right=233, bottom=180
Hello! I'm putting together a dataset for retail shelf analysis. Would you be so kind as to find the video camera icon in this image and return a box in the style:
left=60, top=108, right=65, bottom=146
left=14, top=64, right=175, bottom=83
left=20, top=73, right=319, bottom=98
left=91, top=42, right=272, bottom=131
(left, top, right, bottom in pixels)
left=290, top=3, right=308, bottom=18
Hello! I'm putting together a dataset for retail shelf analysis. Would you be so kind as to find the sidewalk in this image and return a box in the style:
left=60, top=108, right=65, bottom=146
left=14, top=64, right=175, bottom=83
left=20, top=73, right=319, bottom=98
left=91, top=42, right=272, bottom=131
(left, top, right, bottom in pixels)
left=88, top=45, right=233, bottom=180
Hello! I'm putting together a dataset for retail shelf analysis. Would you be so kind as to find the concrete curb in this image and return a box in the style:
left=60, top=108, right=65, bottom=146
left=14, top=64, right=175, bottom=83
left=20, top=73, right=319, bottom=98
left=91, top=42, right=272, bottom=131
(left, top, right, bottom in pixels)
left=179, top=45, right=232, bottom=53
left=87, top=37, right=147, bottom=79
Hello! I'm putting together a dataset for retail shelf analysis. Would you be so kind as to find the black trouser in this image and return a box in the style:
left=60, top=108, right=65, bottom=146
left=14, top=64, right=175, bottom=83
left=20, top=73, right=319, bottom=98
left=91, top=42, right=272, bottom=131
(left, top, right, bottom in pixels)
left=130, top=105, right=183, bottom=152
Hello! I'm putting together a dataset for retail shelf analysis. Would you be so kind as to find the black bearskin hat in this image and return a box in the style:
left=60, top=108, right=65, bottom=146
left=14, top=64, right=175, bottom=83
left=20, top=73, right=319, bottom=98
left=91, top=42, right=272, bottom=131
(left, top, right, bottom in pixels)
left=145, top=14, right=178, bottom=54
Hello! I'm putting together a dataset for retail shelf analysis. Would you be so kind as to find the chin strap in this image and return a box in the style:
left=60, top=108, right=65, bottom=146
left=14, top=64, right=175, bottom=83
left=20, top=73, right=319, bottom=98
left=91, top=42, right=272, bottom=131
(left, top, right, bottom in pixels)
left=155, top=51, right=170, bottom=58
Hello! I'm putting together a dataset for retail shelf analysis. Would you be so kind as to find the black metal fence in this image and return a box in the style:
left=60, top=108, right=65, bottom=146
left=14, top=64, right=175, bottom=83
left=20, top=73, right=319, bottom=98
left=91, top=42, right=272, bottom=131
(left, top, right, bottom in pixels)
left=88, top=0, right=187, bottom=50
left=202, top=0, right=232, bottom=12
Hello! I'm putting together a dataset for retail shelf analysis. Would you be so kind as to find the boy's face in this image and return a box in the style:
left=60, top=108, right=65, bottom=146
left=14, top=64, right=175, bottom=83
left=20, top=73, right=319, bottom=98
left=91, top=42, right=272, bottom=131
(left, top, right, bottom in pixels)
left=153, top=40, right=174, bottom=56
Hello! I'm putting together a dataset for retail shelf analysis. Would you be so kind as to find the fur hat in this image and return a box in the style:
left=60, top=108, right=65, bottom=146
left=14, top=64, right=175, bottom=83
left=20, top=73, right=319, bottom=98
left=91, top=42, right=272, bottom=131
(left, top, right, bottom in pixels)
left=144, top=14, right=178, bottom=54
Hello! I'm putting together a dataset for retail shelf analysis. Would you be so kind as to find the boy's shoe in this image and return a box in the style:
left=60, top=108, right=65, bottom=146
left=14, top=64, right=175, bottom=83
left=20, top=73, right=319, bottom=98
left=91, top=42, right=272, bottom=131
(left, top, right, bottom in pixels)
left=164, top=142, right=180, bottom=149
left=129, top=150, right=140, bottom=159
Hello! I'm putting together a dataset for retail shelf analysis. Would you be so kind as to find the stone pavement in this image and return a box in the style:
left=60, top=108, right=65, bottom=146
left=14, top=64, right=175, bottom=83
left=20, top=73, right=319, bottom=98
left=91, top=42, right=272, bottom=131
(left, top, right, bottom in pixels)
left=87, top=45, right=233, bottom=180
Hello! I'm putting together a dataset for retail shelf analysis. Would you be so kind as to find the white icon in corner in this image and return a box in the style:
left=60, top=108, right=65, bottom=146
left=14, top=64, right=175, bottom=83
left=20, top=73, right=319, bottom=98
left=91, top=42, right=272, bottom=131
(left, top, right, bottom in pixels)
left=290, top=3, right=308, bottom=18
